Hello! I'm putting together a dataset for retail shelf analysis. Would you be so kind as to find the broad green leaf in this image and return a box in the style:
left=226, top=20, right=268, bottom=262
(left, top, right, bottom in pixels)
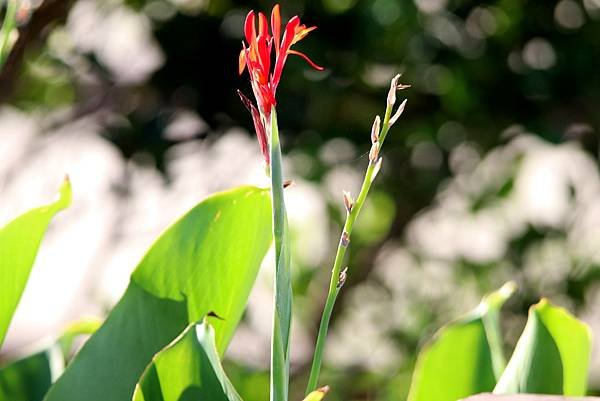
left=0, top=317, right=101, bottom=401
left=0, top=178, right=71, bottom=346
left=407, top=282, right=516, bottom=401
left=132, top=319, right=242, bottom=401
left=44, top=186, right=272, bottom=401
left=269, top=111, right=292, bottom=401
left=494, top=299, right=591, bottom=396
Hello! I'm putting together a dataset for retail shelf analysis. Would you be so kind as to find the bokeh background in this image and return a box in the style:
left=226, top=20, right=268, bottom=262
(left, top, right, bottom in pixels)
left=1, top=0, right=600, bottom=400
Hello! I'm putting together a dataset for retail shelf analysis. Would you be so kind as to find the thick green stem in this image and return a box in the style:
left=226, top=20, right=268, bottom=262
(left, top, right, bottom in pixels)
left=0, top=0, right=18, bottom=68
left=270, top=108, right=292, bottom=401
left=306, top=100, right=396, bottom=394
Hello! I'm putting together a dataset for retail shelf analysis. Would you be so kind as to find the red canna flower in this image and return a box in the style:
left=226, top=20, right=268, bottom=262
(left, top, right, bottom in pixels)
left=238, top=4, right=323, bottom=165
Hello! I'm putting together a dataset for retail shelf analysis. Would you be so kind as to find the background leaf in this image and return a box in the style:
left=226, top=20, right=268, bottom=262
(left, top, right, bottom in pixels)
left=132, top=318, right=242, bottom=401
left=407, top=282, right=516, bottom=401
left=44, top=186, right=272, bottom=401
left=494, top=299, right=592, bottom=396
left=0, top=317, right=101, bottom=401
left=0, top=349, right=58, bottom=401
left=0, top=178, right=71, bottom=346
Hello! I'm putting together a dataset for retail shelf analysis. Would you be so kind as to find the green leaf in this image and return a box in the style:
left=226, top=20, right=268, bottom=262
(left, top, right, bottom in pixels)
left=494, top=298, right=591, bottom=396
left=132, top=318, right=242, bottom=401
left=407, top=282, right=516, bottom=401
left=269, top=110, right=292, bottom=401
left=44, top=186, right=272, bottom=401
left=0, top=349, right=59, bottom=401
left=0, top=317, right=101, bottom=401
left=0, top=178, right=72, bottom=346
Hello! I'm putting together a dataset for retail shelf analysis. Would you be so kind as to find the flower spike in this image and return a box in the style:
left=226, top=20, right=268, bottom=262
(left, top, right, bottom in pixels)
left=238, top=4, right=323, bottom=165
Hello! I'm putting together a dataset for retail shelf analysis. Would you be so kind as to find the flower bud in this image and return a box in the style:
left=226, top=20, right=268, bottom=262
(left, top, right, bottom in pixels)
left=337, top=267, right=348, bottom=289
left=369, top=141, right=380, bottom=163
left=389, top=99, right=407, bottom=126
left=341, top=231, right=350, bottom=247
left=371, top=115, right=380, bottom=143
left=387, top=74, right=401, bottom=107
left=371, top=157, right=383, bottom=182
left=343, top=190, right=354, bottom=213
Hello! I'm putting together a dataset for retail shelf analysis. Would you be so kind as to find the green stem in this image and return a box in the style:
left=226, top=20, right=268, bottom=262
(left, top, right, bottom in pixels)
left=305, top=101, right=395, bottom=394
left=0, top=0, right=18, bottom=68
left=269, top=108, right=292, bottom=401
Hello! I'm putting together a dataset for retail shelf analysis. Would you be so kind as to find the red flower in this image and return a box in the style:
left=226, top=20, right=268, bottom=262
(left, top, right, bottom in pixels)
left=238, top=4, right=323, bottom=165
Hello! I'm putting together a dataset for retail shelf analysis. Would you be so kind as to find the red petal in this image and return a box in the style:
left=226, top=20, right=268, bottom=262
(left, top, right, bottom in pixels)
left=238, top=48, right=246, bottom=75
left=257, top=35, right=271, bottom=79
left=271, top=4, right=281, bottom=54
left=244, top=10, right=256, bottom=45
left=287, top=49, right=324, bottom=71
left=272, top=16, right=300, bottom=89
left=292, top=25, right=317, bottom=45
left=284, top=16, right=301, bottom=43
left=258, top=12, right=268, bottom=37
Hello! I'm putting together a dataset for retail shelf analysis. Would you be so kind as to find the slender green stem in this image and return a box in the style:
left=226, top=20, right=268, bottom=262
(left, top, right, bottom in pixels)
left=0, top=0, right=18, bottom=68
left=269, top=108, right=292, bottom=401
left=306, top=100, right=396, bottom=394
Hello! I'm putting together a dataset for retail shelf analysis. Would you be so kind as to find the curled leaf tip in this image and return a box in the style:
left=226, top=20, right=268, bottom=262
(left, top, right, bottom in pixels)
left=56, top=175, right=73, bottom=210
left=317, top=385, right=330, bottom=393
left=302, top=385, right=330, bottom=401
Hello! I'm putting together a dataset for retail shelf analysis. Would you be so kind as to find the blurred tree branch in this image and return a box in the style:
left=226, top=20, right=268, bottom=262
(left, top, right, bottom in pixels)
left=0, top=0, right=76, bottom=102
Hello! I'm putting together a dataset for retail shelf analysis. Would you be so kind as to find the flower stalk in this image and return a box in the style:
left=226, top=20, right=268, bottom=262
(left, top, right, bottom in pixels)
left=237, top=5, right=323, bottom=399
left=305, top=74, right=408, bottom=394
left=269, top=108, right=292, bottom=401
